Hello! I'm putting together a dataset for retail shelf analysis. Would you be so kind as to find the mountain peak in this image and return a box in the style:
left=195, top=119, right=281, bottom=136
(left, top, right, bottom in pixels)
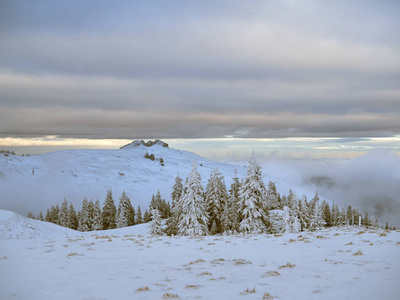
left=120, top=140, right=169, bottom=149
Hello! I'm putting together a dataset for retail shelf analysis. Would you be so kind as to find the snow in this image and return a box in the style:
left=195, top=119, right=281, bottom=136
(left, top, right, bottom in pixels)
left=0, top=144, right=244, bottom=216
left=0, top=143, right=327, bottom=218
left=1, top=210, right=399, bottom=299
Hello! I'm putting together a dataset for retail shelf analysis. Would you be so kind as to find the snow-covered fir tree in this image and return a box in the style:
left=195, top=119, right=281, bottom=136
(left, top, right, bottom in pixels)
left=205, top=168, right=228, bottom=234
left=266, top=181, right=279, bottom=210
left=78, top=197, right=91, bottom=232
left=37, top=211, right=44, bottom=221
left=102, top=190, right=117, bottom=230
left=330, top=203, right=340, bottom=226
left=26, top=211, right=35, bottom=219
left=69, top=203, right=78, bottom=230
left=136, top=206, right=143, bottom=224
left=87, top=200, right=94, bottom=230
left=308, top=196, right=323, bottom=230
left=177, top=161, right=209, bottom=236
left=91, top=199, right=103, bottom=230
left=149, top=208, right=163, bottom=236
left=282, top=205, right=291, bottom=233
left=116, top=191, right=134, bottom=228
left=289, top=194, right=301, bottom=233
left=298, top=195, right=310, bottom=231
left=221, top=171, right=240, bottom=233
left=58, top=198, right=70, bottom=228
left=166, top=174, right=184, bottom=235
left=238, top=153, right=269, bottom=234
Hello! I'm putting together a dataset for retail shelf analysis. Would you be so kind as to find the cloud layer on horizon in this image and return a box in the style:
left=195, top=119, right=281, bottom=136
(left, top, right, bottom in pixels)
left=0, top=0, right=399, bottom=141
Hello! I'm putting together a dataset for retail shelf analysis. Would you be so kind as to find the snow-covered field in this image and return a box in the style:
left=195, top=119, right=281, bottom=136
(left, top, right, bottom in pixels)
left=1, top=210, right=399, bottom=300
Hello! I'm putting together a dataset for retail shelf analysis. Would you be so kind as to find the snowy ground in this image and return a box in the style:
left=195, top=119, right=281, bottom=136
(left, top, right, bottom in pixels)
left=1, top=210, right=399, bottom=300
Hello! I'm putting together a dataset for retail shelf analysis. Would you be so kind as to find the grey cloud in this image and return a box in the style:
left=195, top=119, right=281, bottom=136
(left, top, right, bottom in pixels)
left=0, top=1, right=399, bottom=141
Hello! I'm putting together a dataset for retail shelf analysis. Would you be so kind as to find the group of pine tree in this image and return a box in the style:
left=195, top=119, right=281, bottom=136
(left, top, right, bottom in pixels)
left=28, top=154, right=382, bottom=236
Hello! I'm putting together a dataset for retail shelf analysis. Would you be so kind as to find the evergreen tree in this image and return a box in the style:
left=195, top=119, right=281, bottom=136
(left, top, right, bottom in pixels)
left=309, top=199, right=323, bottom=230
left=266, top=181, right=279, bottom=210
left=149, top=208, right=163, bottom=236
left=346, top=205, right=353, bottom=225
left=102, top=190, right=116, bottom=230
left=26, top=211, right=35, bottom=219
left=69, top=203, right=78, bottom=230
left=143, top=209, right=151, bottom=223
left=117, top=191, right=134, bottom=228
left=221, top=172, right=240, bottom=233
left=128, top=205, right=135, bottom=226
left=171, top=174, right=183, bottom=209
left=92, top=199, right=103, bottom=230
left=330, top=204, right=340, bottom=226
left=58, top=198, right=70, bottom=228
left=205, top=168, right=228, bottom=234
left=78, top=198, right=91, bottom=232
left=289, top=194, right=301, bottom=233
left=238, top=153, right=269, bottom=234
left=37, top=212, right=44, bottom=221
left=165, top=174, right=184, bottom=236
left=45, top=208, right=51, bottom=222
left=87, top=200, right=94, bottom=230
left=282, top=205, right=291, bottom=233
left=321, top=200, right=332, bottom=227
left=136, top=206, right=143, bottom=224
left=298, top=196, right=310, bottom=231
left=46, top=205, right=60, bottom=224
left=178, top=161, right=209, bottom=236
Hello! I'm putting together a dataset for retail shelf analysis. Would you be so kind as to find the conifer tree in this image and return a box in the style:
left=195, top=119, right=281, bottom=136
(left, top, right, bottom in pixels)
left=282, top=205, right=291, bottom=233
left=238, top=153, right=269, bottom=234
left=58, top=198, right=70, bottom=228
left=69, top=203, right=78, bottom=230
left=136, top=206, right=143, bottom=224
left=87, top=200, right=94, bottom=230
left=346, top=205, right=353, bottom=225
left=143, top=209, right=151, bottom=223
left=205, top=168, right=228, bottom=234
left=309, top=199, right=323, bottom=230
left=166, top=174, right=184, bottom=235
left=289, top=194, right=301, bottom=233
left=92, top=199, right=103, bottom=230
left=221, top=171, right=240, bottom=233
left=128, top=205, right=135, bottom=226
left=330, top=204, right=340, bottom=226
left=149, top=208, right=163, bottom=236
left=178, top=161, right=209, bottom=236
left=26, top=211, right=35, bottom=219
left=78, top=198, right=91, bottom=232
left=102, top=190, right=116, bottom=230
left=37, top=212, right=44, bottom=221
left=298, top=195, right=310, bottom=230
left=117, top=191, right=134, bottom=228
left=266, top=181, right=279, bottom=210
left=322, top=201, right=332, bottom=227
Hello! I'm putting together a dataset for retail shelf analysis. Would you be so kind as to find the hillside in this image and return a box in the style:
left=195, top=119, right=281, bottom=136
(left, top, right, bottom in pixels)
left=0, top=140, right=318, bottom=217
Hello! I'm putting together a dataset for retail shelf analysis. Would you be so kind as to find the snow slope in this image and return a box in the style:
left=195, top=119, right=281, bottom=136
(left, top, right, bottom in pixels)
left=0, top=141, right=320, bottom=217
left=0, top=142, right=242, bottom=215
left=0, top=209, right=78, bottom=239
left=0, top=221, right=399, bottom=299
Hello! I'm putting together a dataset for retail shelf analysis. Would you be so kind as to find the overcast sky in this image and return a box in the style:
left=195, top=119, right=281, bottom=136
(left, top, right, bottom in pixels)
left=0, top=0, right=399, bottom=158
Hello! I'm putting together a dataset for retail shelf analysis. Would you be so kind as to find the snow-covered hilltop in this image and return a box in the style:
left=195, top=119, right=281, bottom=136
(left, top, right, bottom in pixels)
left=0, top=140, right=245, bottom=215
